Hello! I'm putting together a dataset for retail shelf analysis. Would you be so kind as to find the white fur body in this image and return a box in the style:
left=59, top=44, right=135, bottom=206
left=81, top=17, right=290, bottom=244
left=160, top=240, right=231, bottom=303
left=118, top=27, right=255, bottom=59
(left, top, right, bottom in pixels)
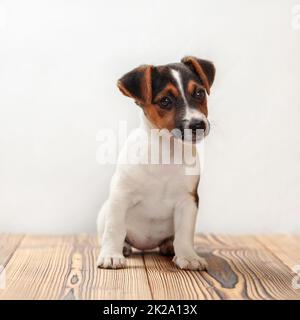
left=98, top=138, right=198, bottom=250
left=97, top=114, right=207, bottom=270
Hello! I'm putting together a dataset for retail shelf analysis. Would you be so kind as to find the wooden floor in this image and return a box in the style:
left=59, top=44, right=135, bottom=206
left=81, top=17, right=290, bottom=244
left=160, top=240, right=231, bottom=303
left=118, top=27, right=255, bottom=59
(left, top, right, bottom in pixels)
left=0, top=234, right=300, bottom=300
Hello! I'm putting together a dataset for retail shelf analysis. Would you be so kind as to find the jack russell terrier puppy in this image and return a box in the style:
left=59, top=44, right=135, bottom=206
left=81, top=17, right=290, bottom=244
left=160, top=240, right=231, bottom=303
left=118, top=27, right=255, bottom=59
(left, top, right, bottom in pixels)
left=97, top=56, right=215, bottom=270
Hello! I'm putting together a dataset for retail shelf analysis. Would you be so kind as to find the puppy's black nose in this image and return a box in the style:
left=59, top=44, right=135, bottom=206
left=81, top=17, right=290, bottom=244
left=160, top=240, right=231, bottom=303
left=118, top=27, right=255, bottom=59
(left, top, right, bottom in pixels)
left=189, top=119, right=206, bottom=133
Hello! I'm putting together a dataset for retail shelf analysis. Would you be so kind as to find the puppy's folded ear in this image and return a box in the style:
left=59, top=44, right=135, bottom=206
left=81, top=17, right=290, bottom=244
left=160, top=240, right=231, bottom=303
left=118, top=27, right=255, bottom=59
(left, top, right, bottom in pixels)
left=181, top=56, right=215, bottom=95
left=117, top=65, right=153, bottom=105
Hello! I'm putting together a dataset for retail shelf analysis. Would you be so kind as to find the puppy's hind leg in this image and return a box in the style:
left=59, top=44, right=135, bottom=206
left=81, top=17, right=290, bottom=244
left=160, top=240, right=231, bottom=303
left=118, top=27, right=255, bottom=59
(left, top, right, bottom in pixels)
left=159, top=237, right=175, bottom=256
left=123, top=240, right=132, bottom=257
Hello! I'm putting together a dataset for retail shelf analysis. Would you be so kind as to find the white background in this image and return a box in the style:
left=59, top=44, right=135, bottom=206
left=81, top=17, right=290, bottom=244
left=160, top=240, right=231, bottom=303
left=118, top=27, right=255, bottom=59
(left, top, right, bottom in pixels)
left=0, top=0, right=299, bottom=234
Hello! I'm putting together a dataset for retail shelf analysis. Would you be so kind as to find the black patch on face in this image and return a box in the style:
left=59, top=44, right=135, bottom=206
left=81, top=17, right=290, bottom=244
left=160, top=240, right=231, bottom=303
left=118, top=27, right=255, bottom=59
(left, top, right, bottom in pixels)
left=151, top=67, right=173, bottom=101
left=165, top=64, right=205, bottom=134
left=151, top=66, right=186, bottom=132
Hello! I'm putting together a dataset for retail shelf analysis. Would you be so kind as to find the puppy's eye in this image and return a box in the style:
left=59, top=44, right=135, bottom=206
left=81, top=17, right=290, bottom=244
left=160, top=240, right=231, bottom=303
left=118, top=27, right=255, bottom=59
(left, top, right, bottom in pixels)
left=158, top=96, right=172, bottom=110
left=193, top=88, right=205, bottom=101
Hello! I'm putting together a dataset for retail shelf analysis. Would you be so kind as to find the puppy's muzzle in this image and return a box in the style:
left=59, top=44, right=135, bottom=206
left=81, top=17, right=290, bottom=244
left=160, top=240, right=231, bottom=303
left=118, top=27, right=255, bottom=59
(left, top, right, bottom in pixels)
left=175, top=118, right=210, bottom=143
left=189, top=119, right=207, bottom=133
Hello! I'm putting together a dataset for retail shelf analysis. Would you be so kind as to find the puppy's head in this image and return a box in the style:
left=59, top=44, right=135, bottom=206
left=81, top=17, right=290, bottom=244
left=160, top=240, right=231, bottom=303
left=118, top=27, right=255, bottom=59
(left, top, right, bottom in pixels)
left=118, top=56, right=215, bottom=143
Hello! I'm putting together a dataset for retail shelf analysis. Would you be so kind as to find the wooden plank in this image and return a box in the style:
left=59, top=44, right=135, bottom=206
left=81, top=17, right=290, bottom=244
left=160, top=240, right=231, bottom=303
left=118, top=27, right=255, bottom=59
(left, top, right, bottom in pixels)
left=0, top=234, right=152, bottom=300
left=0, top=235, right=75, bottom=299
left=145, top=234, right=281, bottom=300
left=195, top=234, right=300, bottom=300
left=143, top=250, right=220, bottom=300
left=1, top=234, right=299, bottom=300
left=0, top=234, right=24, bottom=267
left=68, top=236, right=152, bottom=300
left=255, top=235, right=300, bottom=270
left=143, top=234, right=250, bottom=300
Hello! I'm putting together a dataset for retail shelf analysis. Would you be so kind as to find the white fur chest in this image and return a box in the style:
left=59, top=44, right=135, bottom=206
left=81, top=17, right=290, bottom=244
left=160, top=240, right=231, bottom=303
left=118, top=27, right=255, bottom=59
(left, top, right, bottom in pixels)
left=115, top=162, right=199, bottom=250
left=124, top=166, right=198, bottom=249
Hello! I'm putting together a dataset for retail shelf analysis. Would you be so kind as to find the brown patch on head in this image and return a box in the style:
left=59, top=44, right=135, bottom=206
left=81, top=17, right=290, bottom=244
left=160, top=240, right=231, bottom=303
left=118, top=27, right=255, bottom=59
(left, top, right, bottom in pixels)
left=143, top=103, right=176, bottom=131
left=187, top=79, right=208, bottom=117
left=142, top=65, right=152, bottom=104
left=144, top=81, right=181, bottom=130
left=199, top=101, right=208, bottom=117
left=117, top=65, right=153, bottom=105
left=154, top=83, right=179, bottom=102
left=181, top=56, right=215, bottom=95
left=202, top=104, right=208, bottom=117
left=187, top=80, right=198, bottom=94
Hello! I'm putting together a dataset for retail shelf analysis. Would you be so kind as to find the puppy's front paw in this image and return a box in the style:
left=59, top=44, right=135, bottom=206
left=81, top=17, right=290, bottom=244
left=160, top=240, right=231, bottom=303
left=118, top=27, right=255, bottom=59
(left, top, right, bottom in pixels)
left=97, top=253, right=126, bottom=269
left=173, top=254, right=207, bottom=271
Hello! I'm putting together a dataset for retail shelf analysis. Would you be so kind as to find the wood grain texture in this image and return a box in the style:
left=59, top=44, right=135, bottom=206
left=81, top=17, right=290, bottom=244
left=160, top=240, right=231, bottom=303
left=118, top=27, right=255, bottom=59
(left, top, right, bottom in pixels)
left=0, top=234, right=299, bottom=300
left=195, top=234, right=300, bottom=300
left=143, top=251, right=220, bottom=299
left=255, top=235, right=300, bottom=270
left=0, top=234, right=24, bottom=267
left=0, top=235, right=151, bottom=300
